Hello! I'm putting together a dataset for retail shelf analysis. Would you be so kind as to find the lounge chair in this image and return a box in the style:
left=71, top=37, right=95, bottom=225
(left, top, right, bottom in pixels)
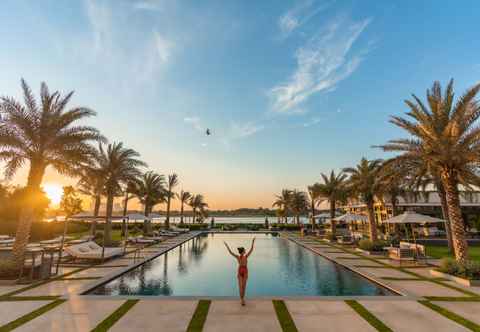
left=64, top=241, right=124, bottom=261
left=171, top=226, right=189, bottom=233
left=337, top=235, right=354, bottom=245
left=0, top=238, right=14, bottom=247
left=388, top=241, right=426, bottom=264
left=129, top=236, right=157, bottom=244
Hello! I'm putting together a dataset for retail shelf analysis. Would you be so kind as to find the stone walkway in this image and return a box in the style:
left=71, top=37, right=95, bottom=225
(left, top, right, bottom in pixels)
left=0, top=232, right=478, bottom=331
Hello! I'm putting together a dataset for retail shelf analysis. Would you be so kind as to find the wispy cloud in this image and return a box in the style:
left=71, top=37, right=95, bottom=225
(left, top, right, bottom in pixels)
left=230, top=122, right=264, bottom=139
left=278, top=0, right=332, bottom=38
left=132, top=0, right=163, bottom=11
left=270, top=15, right=371, bottom=114
left=184, top=116, right=204, bottom=132
left=303, top=117, right=321, bottom=127
left=83, top=0, right=174, bottom=84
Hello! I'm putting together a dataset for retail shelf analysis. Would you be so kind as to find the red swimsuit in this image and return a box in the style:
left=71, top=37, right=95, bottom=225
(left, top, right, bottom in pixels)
left=238, top=265, right=248, bottom=278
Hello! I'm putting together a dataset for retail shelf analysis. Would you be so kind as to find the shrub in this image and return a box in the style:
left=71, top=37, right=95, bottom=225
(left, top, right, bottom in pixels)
left=438, top=258, right=480, bottom=279
left=325, top=234, right=337, bottom=241
left=358, top=239, right=388, bottom=252
left=0, top=259, right=19, bottom=280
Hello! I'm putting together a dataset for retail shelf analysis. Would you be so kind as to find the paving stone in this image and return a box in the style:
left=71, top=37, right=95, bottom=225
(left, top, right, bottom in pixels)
left=285, top=300, right=375, bottom=332
left=16, top=299, right=123, bottom=332
left=204, top=300, right=281, bottom=332
left=384, top=280, right=468, bottom=297
left=0, top=284, right=26, bottom=296
left=0, top=300, right=50, bottom=326
left=111, top=300, right=197, bottom=332
left=18, top=279, right=93, bottom=296
left=360, top=300, right=469, bottom=332
left=433, top=301, right=480, bottom=325
left=69, top=267, right=124, bottom=278
left=355, top=267, right=415, bottom=279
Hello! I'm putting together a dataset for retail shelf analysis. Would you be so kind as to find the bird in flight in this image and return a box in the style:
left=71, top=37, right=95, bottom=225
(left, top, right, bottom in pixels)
left=206, top=129, right=211, bottom=136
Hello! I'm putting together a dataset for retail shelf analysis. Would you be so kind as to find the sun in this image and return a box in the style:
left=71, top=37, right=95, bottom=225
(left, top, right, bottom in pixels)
left=43, top=184, right=63, bottom=206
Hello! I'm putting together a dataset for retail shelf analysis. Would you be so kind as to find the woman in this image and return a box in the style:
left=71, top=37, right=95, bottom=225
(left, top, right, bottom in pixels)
left=224, top=237, right=255, bottom=305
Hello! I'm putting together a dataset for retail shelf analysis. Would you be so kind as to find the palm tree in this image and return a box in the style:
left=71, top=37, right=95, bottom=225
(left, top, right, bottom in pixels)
left=189, top=194, right=208, bottom=223
left=307, top=184, right=322, bottom=228
left=165, top=173, right=179, bottom=229
left=289, top=190, right=308, bottom=224
left=272, top=189, right=292, bottom=223
left=0, top=79, right=104, bottom=268
left=133, top=171, right=166, bottom=234
left=314, top=171, right=348, bottom=237
left=343, top=159, right=383, bottom=241
left=177, top=190, right=192, bottom=225
left=378, top=161, right=408, bottom=218
left=77, top=166, right=105, bottom=235
left=378, top=80, right=480, bottom=262
left=97, top=142, right=146, bottom=243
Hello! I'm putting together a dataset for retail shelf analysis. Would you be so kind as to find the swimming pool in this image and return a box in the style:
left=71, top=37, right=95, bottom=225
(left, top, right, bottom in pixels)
left=88, top=233, right=395, bottom=297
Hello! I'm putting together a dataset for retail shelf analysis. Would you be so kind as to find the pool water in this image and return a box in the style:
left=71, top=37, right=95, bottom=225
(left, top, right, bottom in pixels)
left=88, top=233, right=395, bottom=296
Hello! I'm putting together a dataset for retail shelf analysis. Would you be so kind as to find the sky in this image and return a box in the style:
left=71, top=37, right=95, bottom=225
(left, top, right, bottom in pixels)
left=1, top=0, right=480, bottom=210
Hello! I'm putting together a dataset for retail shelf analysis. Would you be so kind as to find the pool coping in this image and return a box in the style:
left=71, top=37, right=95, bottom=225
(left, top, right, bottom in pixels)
left=73, top=231, right=411, bottom=301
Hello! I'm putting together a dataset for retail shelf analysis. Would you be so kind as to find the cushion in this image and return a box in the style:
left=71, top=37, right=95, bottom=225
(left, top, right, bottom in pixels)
left=88, top=243, right=98, bottom=250
left=78, top=247, right=90, bottom=253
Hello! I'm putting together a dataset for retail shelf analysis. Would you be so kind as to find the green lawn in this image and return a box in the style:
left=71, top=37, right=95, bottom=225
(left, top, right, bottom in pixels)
left=426, top=245, right=480, bottom=262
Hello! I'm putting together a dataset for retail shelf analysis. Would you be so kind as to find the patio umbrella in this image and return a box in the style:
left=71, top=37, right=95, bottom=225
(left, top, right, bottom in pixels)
left=333, top=212, right=368, bottom=222
left=383, top=211, right=445, bottom=260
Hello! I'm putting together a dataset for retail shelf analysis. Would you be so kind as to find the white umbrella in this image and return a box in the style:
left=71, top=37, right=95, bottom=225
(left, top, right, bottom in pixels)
left=333, top=212, right=368, bottom=223
left=125, top=213, right=151, bottom=221
left=383, top=211, right=445, bottom=224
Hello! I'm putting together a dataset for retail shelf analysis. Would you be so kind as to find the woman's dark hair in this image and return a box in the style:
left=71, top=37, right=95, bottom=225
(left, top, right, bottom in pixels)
left=237, top=247, right=245, bottom=254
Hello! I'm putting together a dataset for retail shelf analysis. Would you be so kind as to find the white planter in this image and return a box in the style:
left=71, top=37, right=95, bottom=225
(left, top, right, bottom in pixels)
left=430, top=269, right=480, bottom=287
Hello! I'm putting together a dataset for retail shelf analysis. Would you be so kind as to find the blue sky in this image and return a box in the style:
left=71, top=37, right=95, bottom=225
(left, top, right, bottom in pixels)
left=1, top=0, right=480, bottom=209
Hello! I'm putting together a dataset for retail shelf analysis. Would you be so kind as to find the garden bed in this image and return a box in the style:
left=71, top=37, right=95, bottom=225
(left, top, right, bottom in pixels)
left=430, top=269, right=480, bottom=287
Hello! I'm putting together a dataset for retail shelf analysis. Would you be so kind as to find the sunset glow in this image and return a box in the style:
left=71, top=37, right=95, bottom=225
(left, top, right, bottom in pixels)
left=43, top=184, right=63, bottom=207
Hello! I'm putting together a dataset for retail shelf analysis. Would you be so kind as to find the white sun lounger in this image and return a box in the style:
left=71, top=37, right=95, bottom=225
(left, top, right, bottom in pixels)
left=64, top=241, right=124, bottom=260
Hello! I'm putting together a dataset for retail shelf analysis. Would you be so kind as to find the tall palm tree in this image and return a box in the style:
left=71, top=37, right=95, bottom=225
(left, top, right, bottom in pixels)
left=97, top=142, right=146, bottom=243
left=344, top=159, right=383, bottom=241
left=133, top=171, right=166, bottom=234
left=289, top=190, right=308, bottom=224
left=314, top=171, right=348, bottom=237
left=378, top=80, right=480, bottom=262
left=0, top=79, right=104, bottom=268
left=307, top=184, right=322, bottom=228
left=177, top=190, right=192, bottom=225
left=165, top=173, right=179, bottom=229
left=272, top=189, right=292, bottom=223
left=189, top=194, right=208, bottom=223
left=77, top=165, right=105, bottom=235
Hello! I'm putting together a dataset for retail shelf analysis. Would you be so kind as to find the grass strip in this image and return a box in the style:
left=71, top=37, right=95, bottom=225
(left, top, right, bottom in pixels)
left=335, top=256, right=364, bottom=260
left=0, top=299, right=66, bottom=331
left=273, top=300, right=298, bottom=332
left=419, top=300, right=480, bottom=331
left=91, top=299, right=139, bottom=332
left=59, top=277, right=101, bottom=280
left=186, top=300, right=211, bottom=332
left=345, top=300, right=393, bottom=332
left=380, top=277, right=422, bottom=281
left=0, top=295, right=60, bottom=301
left=424, top=296, right=480, bottom=302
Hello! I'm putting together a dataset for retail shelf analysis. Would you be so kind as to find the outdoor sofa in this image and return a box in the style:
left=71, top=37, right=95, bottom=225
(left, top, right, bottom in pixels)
left=64, top=241, right=124, bottom=261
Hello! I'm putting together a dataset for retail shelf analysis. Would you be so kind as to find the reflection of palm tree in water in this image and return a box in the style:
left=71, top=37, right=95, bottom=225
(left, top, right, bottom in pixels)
left=189, top=235, right=208, bottom=264
left=177, top=244, right=187, bottom=274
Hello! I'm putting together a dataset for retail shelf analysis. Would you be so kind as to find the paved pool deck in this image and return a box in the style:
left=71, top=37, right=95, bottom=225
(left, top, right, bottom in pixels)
left=0, top=232, right=479, bottom=331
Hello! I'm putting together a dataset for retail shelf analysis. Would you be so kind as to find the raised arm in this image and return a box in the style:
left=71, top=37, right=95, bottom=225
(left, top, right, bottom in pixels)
left=224, top=241, right=238, bottom=258
left=246, top=237, right=256, bottom=257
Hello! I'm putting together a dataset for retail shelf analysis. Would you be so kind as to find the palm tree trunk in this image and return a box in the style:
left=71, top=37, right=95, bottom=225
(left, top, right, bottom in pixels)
left=311, top=199, right=316, bottom=229
left=193, top=207, right=196, bottom=224
left=165, top=196, right=171, bottom=229
left=12, top=163, right=46, bottom=271
left=143, top=205, right=150, bottom=234
left=437, top=183, right=454, bottom=252
left=330, top=200, right=336, bottom=237
left=122, top=191, right=129, bottom=237
left=91, top=195, right=101, bottom=235
left=367, top=201, right=377, bottom=241
left=180, top=202, right=184, bottom=225
left=441, top=171, right=468, bottom=262
left=104, top=193, right=114, bottom=246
